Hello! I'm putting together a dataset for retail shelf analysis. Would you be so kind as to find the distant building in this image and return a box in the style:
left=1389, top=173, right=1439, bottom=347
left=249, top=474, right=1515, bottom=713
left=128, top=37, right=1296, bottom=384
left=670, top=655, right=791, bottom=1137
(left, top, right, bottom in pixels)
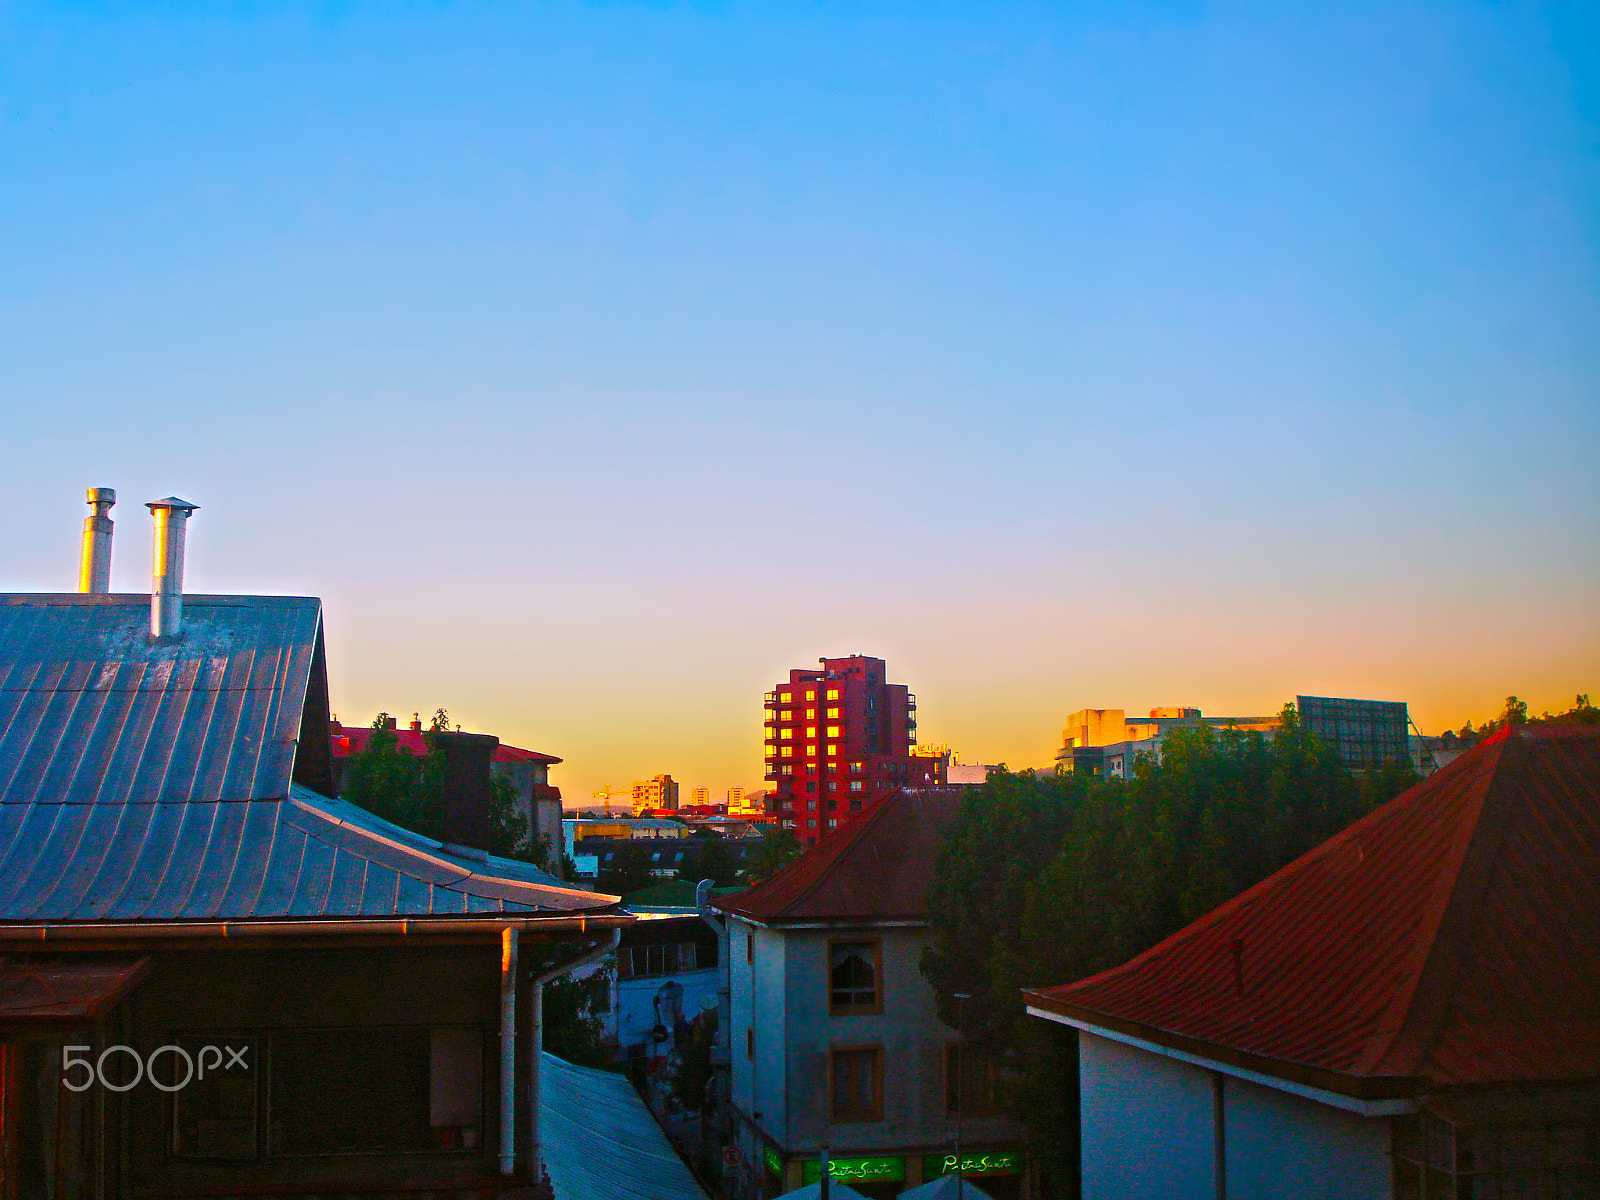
left=1026, top=724, right=1600, bottom=1200
left=1296, top=695, right=1410, bottom=769
left=715, top=790, right=1027, bottom=1197
left=330, top=714, right=565, bottom=858
left=914, top=744, right=997, bottom=787
left=691, top=785, right=712, bottom=806
left=633, top=773, right=680, bottom=815
left=1056, top=706, right=1281, bottom=777
left=764, top=655, right=944, bottom=845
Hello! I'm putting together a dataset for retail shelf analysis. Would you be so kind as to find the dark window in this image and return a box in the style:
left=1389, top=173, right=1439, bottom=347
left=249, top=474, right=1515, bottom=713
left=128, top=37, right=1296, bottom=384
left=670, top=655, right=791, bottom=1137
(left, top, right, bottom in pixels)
left=830, top=1047, right=882, bottom=1122
left=746, top=931, right=754, bottom=965
left=618, top=942, right=699, bottom=979
left=829, top=941, right=880, bottom=1014
left=266, top=1025, right=481, bottom=1155
left=172, top=1034, right=261, bottom=1159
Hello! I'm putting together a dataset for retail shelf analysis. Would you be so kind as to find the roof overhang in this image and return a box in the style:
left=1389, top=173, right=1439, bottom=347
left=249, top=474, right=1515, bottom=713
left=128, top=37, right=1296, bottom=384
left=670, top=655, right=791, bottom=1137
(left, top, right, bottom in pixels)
left=718, top=913, right=929, bottom=932
left=0, top=957, right=152, bottom=1027
left=1026, top=995, right=1420, bottom=1116
left=0, top=912, right=636, bottom=951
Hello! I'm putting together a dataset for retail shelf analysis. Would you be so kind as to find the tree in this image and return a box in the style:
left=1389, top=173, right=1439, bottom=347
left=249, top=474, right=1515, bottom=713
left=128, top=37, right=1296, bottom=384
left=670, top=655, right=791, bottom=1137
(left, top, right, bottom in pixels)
left=922, top=712, right=1416, bottom=1194
left=677, top=829, right=740, bottom=888
left=741, top=825, right=803, bottom=884
left=527, top=941, right=614, bottom=1069
left=340, top=709, right=544, bottom=864
left=595, top=842, right=658, bottom=897
left=669, top=1008, right=718, bottom=1113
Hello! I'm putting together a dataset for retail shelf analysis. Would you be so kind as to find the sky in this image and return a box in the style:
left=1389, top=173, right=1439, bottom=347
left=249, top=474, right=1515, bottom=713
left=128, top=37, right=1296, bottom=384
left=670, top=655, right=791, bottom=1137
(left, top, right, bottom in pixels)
left=2, top=0, right=1596, bottom=807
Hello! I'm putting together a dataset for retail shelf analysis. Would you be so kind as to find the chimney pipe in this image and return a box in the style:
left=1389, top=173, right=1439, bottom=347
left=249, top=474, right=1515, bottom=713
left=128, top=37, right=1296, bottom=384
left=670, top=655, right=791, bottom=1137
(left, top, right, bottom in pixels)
left=436, top=731, right=500, bottom=852
left=78, top=487, right=116, bottom=593
left=146, top=496, right=200, bottom=638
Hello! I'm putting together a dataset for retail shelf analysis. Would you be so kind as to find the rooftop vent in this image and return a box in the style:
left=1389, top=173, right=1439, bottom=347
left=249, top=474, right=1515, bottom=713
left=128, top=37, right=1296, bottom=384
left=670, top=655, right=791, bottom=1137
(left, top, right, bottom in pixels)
left=146, top=496, right=200, bottom=638
left=78, top=487, right=116, bottom=593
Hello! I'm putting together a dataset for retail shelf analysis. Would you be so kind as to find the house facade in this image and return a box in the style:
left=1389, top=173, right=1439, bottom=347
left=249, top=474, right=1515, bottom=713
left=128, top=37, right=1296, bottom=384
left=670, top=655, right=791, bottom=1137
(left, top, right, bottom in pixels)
left=0, top=577, right=631, bottom=1199
left=714, top=792, right=1025, bottom=1200
left=1026, top=723, right=1600, bottom=1200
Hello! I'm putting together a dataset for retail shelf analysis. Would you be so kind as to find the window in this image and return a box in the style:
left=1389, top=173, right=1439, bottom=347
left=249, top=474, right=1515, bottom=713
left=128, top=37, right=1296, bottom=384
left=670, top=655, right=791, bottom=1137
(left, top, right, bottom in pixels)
left=779, top=729, right=793, bottom=740
left=829, top=1047, right=882, bottom=1122
left=825, top=745, right=838, bottom=757
left=618, top=942, right=699, bottom=979
left=829, top=940, right=881, bottom=1015
left=780, top=708, right=793, bottom=720
left=850, top=762, right=864, bottom=774
left=945, top=1044, right=998, bottom=1116
left=805, top=726, right=817, bottom=738
left=780, top=747, right=794, bottom=758
left=780, top=765, right=794, bottom=775
left=265, top=1026, right=482, bottom=1155
left=805, top=691, right=817, bottom=701
left=779, top=692, right=791, bottom=703
left=827, top=818, right=838, bottom=829
left=806, top=799, right=816, bottom=810
left=746, top=931, right=754, bottom=964
left=806, top=818, right=816, bottom=828
left=826, top=689, right=840, bottom=701
left=848, top=799, right=862, bottom=811
left=826, top=707, right=840, bottom=718
left=826, top=781, right=838, bottom=793
left=172, top=1034, right=261, bottom=1158
left=849, top=781, right=864, bottom=793
left=826, top=726, right=841, bottom=738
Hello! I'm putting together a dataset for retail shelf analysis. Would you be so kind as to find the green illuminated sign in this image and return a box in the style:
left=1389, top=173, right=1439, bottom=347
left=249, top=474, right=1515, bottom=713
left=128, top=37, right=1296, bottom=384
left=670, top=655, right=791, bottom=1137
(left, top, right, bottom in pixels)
left=764, top=1147, right=782, bottom=1177
left=801, top=1155, right=906, bottom=1184
left=922, top=1148, right=1023, bottom=1177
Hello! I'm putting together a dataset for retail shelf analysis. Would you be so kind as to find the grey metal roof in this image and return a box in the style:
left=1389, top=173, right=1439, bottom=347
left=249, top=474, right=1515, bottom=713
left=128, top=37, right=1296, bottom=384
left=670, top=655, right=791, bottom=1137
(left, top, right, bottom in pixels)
left=0, top=594, right=318, bottom=805
left=538, top=1051, right=709, bottom=1200
left=0, top=592, right=617, bottom=923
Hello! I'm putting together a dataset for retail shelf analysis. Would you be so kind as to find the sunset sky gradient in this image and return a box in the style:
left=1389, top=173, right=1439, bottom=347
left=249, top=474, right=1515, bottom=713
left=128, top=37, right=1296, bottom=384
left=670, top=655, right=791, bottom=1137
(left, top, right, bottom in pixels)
left=3, top=0, right=1596, bottom=804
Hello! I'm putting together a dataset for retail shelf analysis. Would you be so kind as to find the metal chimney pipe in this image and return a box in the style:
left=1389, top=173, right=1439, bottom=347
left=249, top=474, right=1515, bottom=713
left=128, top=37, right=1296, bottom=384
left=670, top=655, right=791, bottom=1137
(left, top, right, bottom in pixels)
left=146, top=497, right=200, bottom=638
left=78, top=487, right=116, bottom=593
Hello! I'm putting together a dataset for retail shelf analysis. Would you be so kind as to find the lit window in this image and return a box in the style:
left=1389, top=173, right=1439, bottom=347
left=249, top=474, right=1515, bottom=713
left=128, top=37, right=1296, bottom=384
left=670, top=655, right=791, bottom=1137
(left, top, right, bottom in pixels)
left=827, top=818, right=838, bottom=829
left=780, top=709, right=793, bottom=720
left=780, top=747, right=794, bottom=758
left=778, top=692, right=791, bottom=703
left=779, top=729, right=793, bottom=740
left=826, top=745, right=838, bottom=757
left=780, top=765, right=794, bottom=775
left=826, top=725, right=841, bottom=738
left=805, top=691, right=817, bottom=702
left=829, top=941, right=880, bottom=1014
left=806, top=727, right=817, bottom=738
left=826, top=689, right=840, bottom=701
left=850, top=762, right=864, bottom=774
left=849, top=781, right=864, bottom=793
left=805, top=709, right=817, bottom=720
left=826, top=708, right=840, bottom=718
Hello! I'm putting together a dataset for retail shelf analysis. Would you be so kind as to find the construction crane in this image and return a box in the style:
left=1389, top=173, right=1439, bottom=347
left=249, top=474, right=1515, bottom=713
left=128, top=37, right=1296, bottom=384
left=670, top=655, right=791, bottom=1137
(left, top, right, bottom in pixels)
left=590, top=783, right=631, bottom=819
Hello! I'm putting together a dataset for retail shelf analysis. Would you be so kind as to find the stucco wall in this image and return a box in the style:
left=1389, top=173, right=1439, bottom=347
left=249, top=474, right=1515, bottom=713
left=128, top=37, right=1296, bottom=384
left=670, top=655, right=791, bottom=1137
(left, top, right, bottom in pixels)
left=1079, top=1032, right=1392, bottom=1200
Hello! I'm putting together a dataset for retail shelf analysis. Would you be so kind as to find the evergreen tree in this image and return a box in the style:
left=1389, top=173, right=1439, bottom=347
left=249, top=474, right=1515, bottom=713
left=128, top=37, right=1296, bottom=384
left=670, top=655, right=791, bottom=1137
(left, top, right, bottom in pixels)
left=741, top=825, right=803, bottom=884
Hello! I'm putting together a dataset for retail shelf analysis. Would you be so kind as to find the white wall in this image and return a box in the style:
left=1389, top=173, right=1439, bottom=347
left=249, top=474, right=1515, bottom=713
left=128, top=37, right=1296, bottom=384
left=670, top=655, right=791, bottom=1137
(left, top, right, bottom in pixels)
left=1079, top=1033, right=1392, bottom=1200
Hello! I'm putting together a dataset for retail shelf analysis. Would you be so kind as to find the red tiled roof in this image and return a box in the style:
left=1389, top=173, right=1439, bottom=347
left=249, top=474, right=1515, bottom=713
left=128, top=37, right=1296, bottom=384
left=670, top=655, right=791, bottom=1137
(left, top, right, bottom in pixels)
left=713, top=790, right=963, bottom=924
left=1025, top=725, right=1600, bottom=1095
left=331, top=723, right=561, bottom=765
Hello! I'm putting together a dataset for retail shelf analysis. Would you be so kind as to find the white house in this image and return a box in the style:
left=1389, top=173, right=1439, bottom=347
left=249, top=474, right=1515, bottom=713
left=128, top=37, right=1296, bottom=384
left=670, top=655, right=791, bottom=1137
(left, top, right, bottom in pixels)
left=1026, top=723, right=1600, bottom=1200
left=713, top=791, right=1025, bottom=1200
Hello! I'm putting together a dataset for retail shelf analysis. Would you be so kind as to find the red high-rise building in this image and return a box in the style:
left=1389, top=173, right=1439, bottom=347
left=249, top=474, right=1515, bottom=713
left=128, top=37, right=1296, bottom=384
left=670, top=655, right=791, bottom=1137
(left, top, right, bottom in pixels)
left=763, top=655, right=943, bottom=843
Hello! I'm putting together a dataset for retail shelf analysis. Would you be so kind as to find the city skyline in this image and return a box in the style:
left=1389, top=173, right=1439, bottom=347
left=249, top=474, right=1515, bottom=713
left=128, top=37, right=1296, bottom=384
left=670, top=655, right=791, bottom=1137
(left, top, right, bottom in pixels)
left=2, top=1, right=1595, bottom=808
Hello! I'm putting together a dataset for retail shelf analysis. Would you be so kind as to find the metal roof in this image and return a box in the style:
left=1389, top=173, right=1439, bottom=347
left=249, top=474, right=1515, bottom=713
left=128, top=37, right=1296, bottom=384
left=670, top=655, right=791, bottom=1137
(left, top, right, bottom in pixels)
left=714, top=790, right=963, bottom=925
left=1026, top=725, right=1600, bottom=1094
left=538, top=1050, right=709, bottom=1200
left=0, top=594, right=320, bottom=805
left=0, top=592, right=619, bottom=925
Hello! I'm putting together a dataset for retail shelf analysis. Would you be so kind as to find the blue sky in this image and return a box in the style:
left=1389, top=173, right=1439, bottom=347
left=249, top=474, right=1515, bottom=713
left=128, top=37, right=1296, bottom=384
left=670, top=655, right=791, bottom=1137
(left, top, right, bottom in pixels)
left=3, top=0, right=1596, bottom=800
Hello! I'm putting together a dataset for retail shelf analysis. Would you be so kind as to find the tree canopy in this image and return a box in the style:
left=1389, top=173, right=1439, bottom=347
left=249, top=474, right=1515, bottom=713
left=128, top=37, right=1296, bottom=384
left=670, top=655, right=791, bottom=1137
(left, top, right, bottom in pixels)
left=740, top=824, right=802, bottom=884
left=921, top=707, right=1420, bottom=1192
left=339, top=709, right=545, bottom=864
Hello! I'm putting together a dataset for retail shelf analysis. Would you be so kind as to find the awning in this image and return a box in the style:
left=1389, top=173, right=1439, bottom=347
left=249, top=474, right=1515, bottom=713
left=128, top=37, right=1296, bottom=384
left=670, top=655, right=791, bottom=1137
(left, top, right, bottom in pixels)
left=0, top=957, right=150, bottom=1025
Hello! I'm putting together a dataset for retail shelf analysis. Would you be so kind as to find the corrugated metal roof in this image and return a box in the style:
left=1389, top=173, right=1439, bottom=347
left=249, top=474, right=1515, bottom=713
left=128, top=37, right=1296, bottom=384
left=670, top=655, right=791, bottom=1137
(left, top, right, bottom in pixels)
left=714, top=790, right=963, bottom=925
left=0, top=594, right=318, bottom=805
left=538, top=1051, right=709, bottom=1200
left=0, top=784, right=610, bottom=921
left=1026, top=725, right=1600, bottom=1093
left=0, top=592, right=619, bottom=924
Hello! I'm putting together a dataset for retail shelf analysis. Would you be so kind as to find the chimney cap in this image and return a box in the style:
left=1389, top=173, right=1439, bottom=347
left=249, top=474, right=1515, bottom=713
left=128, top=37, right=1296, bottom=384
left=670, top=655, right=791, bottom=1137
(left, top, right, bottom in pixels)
left=146, top=496, right=200, bottom=513
left=86, top=487, right=116, bottom=504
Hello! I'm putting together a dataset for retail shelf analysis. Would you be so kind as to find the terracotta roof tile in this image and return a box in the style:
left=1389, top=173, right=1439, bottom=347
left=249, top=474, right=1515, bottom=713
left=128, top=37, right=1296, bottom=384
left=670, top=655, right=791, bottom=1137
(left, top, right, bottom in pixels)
left=1026, top=724, right=1600, bottom=1093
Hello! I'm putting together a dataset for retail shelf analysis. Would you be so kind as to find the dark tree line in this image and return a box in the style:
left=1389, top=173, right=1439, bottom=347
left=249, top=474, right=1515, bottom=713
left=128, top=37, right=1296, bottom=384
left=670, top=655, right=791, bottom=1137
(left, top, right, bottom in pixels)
left=920, top=705, right=1421, bottom=1194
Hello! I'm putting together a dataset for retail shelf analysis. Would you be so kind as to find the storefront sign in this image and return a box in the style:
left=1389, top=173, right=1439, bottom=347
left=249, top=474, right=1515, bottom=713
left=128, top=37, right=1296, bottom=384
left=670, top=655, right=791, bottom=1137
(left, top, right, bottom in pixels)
left=922, top=1148, right=1023, bottom=1177
left=801, top=1155, right=906, bottom=1184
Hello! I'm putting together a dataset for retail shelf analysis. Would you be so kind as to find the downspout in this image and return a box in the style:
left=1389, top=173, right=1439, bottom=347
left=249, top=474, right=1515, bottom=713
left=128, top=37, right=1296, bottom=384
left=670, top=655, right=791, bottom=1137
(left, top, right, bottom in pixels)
left=528, top=929, right=622, bottom=1182
left=499, top=927, right=519, bottom=1176
left=695, top=879, right=733, bottom=1082
left=1212, top=1070, right=1227, bottom=1200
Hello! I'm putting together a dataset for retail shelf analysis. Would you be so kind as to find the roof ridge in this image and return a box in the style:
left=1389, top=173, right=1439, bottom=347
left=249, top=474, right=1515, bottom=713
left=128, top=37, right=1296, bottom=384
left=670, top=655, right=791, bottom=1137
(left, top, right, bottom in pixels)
left=754, top=794, right=900, bottom=921
left=1355, top=733, right=1526, bottom=1077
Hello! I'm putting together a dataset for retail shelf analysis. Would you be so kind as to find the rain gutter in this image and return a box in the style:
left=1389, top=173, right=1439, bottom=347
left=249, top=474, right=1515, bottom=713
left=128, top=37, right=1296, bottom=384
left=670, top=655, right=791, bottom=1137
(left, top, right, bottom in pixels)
left=0, top=913, right=635, bottom=943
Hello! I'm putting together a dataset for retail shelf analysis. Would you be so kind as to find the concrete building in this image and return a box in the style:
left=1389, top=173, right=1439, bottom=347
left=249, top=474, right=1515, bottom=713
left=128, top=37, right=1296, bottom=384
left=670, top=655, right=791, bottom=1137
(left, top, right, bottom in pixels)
left=764, top=656, right=943, bottom=845
left=634, top=773, right=681, bottom=815
left=1056, top=706, right=1283, bottom=775
left=1026, top=724, right=1600, bottom=1200
left=713, top=791, right=1025, bottom=1200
